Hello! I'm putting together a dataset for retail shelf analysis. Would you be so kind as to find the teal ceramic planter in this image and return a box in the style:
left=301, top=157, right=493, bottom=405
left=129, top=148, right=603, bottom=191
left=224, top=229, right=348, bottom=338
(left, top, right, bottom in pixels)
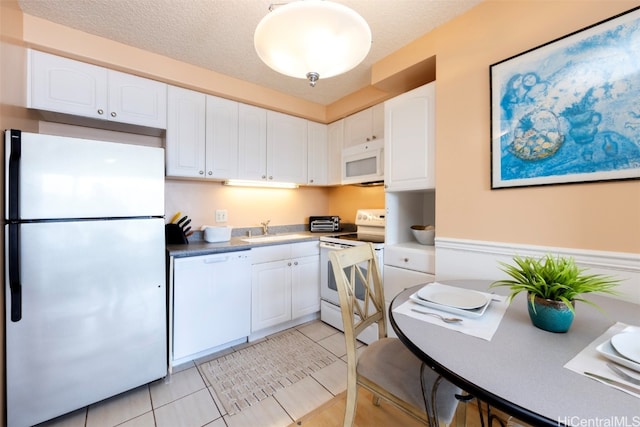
left=527, top=294, right=575, bottom=333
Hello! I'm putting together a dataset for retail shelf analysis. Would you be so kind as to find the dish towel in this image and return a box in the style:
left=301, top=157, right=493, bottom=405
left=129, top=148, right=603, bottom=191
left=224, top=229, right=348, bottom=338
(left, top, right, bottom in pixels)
left=393, top=285, right=509, bottom=341
left=564, top=322, right=640, bottom=398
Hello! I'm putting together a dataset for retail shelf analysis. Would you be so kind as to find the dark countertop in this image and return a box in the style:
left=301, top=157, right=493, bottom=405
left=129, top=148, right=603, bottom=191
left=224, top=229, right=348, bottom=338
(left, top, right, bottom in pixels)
left=166, top=231, right=329, bottom=258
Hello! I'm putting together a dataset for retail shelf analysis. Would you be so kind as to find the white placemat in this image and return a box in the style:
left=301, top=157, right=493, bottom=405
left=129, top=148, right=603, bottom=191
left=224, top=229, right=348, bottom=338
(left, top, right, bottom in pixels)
left=564, top=322, right=640, bottom=398
left=393, top=283, right=509, bottom=341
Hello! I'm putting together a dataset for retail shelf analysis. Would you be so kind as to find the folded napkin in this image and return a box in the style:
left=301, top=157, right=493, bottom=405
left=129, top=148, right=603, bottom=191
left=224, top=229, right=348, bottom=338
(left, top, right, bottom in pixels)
left=393, top=283, right=509, bottom=341
left=564, top=322, right=640, bottom=398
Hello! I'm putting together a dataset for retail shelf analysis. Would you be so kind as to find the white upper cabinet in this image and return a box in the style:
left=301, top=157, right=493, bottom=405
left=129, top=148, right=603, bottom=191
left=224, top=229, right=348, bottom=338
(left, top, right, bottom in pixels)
left=28, top=49, right=167, bottom=129
left=326, top=119, right=344, bottom=185
left=166, top=86, right=206, bottom=178
left=166, top=86, right=239, bottom=179
left=206, top=96, right=239, bottom=179
left=238, top=103, right=268, bottom=181
left=384, top=82, right=436, bottom=191
left=307, top=121, right=328, bottom=185
left=343, top=103, right=384, bottom=148
left=267, top=111, right=308, bottom=184
left=238, top=108, right=308, bottom=184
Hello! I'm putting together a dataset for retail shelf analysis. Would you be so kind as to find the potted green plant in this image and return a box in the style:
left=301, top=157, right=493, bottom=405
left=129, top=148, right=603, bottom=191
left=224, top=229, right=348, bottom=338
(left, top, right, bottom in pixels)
left=490, top=254, right=620, bottom=333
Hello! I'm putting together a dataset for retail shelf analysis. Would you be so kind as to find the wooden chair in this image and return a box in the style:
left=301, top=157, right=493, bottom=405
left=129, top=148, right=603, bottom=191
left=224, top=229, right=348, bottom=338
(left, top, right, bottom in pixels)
left=329, top=244, right=465, bottom=427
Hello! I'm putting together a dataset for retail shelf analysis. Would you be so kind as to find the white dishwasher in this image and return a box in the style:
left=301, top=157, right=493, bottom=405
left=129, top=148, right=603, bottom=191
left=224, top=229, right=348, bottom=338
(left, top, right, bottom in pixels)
left=172, top=250, right=251, bottom=365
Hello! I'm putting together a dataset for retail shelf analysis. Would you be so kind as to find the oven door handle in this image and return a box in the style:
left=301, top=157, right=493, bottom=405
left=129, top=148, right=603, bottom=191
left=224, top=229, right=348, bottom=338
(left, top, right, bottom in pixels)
left=320, top=242, right=350, bottom=250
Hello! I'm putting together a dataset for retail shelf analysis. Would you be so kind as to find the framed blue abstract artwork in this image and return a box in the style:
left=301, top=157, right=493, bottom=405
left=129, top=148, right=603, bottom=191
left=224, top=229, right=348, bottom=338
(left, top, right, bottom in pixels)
left=490, top=7, right=640, bottom=189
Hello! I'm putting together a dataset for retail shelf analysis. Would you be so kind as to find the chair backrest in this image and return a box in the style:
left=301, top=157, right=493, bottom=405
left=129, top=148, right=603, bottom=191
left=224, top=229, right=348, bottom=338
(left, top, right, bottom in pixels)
left=328, top=243, right=387, bottom=342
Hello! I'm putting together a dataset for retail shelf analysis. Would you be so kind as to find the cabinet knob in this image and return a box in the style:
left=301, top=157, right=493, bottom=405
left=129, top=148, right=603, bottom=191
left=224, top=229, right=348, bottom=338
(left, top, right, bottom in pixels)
left=288, top=262, right=292, bottom=266
left=372, top=135, right=377, bottom=140
left=208, top=171, right=213, bottom=176
left=97, top=109, right=104, bottom=115
left=403, top=258, right=409, bottom=262
left=110, top=112, right=117, bottom=118
left=262, top=175, right=267, bottom=179
left=309, top=179, right=314, bottom=183
left=366, top=137, right=371, bottom=141
left=199, top=170, right=204, bottom=175
left=294, top=261, right=298, bottom=266
left=268, top=176, right=273, bottom=180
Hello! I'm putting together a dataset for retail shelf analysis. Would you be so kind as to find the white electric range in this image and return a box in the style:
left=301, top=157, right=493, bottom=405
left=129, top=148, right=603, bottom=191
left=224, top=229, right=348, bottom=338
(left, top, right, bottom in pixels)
left=319, top=209, right=385, bottom=344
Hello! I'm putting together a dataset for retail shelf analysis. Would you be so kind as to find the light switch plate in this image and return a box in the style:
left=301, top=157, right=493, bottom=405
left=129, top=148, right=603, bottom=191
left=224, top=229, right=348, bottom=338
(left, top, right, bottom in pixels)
left=215, top=209, right=228, bottom=222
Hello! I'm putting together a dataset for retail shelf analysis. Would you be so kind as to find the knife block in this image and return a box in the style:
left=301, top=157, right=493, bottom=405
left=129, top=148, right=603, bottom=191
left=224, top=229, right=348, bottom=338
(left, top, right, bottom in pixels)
left=165, top=223, right=188, bottom=244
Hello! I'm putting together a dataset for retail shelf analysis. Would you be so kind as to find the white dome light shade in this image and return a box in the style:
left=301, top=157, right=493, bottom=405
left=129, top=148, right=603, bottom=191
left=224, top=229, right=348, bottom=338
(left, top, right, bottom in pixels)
left=254, top=0, right=372, bottom=86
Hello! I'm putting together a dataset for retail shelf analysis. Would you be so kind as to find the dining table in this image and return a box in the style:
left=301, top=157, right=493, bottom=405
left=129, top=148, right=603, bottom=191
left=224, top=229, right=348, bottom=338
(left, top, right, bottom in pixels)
left=389, top=280, right=640, bottom=427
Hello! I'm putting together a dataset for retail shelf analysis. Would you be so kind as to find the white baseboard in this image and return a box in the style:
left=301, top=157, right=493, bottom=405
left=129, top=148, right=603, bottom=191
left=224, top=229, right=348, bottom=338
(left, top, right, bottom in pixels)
left=434, top=237, right=640, bottom=304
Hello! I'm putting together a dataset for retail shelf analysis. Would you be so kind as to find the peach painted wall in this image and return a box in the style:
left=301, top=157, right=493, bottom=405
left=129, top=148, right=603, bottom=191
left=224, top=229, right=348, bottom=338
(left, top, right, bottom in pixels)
left=327, top=186, right=385, bottom=223
left=389, top=1, right=640, bottom=254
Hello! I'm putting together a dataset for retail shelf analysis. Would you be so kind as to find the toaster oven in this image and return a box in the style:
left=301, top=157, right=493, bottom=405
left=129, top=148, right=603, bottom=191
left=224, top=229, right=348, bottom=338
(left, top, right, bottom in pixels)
left=309, top=216, right=340, bottom=232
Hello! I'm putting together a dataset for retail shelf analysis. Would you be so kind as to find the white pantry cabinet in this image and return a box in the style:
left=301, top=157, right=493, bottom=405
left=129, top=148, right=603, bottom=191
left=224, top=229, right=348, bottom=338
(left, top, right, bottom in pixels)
left=171, top=251, right=251, bottom=365
left=251, top=241, right=320, bottom=336
left=28, top=49, right=167, bottom=129
left=166, top=86, right=239, bottom=179
left=384, top=82, right=436, bottom=191
left=343, top=103, right=384, bottom=148
left=307, top=121, right=328, bottom=185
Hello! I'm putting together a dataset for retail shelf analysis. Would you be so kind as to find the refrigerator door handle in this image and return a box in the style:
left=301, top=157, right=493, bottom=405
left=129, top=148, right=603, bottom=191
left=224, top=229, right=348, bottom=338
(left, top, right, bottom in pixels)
left=7, top=129, right=21, bottom=221
left=8, top=223, right=22, bottom=322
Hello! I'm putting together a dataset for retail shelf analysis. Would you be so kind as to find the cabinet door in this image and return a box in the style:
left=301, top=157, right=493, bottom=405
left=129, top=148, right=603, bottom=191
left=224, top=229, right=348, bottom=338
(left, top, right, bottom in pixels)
left=307, top=121, right=327, bottom=185
left=291, top=255, right=320, bottom=319
left=251, top=260, right=292, bottom=331
left=371, top=103, right=385, bottom=142
left=343, top=108, right=372, bottom=148
left=238, top=103, right=268, bottom=180
left=206, top=95, right=239, bottom=179
left=384, top=83, right=435, bottom=191
left=327, top=119, right=344, bottom=185
left=166, top=86, right=206, bottom=178
left=108, top=70, right=167, bottom=129
left=28, top=49, right=108, bottom=120
left=267, top=111, right=308, bottom=183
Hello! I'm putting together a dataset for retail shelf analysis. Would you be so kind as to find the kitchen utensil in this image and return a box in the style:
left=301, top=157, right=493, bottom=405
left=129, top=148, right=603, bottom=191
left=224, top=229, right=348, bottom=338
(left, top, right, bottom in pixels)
left=183, top=226, right=191, bottom=235
left=169, top=212, right=182, bottom=224
left=181, top=218, right=192, bottom=229
left=607, top=363, right=640, bottom=386
left=176, top=215, right=188, bottom=226
left=584, top=371, right=640, bottom=394
left=411, top=308, right=463, bottom=323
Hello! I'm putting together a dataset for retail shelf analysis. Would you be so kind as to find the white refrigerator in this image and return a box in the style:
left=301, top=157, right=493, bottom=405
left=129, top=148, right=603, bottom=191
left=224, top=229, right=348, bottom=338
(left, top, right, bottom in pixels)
left=4, top=129, right=167, bottom=427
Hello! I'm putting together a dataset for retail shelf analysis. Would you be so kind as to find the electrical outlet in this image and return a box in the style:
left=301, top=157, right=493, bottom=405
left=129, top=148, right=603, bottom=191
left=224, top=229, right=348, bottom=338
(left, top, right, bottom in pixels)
left=215, top=209, right=228, bottom=223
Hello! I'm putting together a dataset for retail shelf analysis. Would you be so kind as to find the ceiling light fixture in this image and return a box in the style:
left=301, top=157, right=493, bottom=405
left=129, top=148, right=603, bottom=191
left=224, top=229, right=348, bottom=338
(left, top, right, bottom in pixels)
left=254, top=0, right=372, bottom=87
left=223, top=179, right=299, bottom=189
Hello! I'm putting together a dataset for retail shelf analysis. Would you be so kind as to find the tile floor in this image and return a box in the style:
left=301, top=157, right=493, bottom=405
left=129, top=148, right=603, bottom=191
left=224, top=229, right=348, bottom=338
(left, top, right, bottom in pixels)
left=39, top=320, right=358, bottom=427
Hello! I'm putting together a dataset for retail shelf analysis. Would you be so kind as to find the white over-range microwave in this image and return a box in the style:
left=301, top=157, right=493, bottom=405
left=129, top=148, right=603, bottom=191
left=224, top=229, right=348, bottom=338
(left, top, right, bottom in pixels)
left=341, top=139, right=384, bottom=185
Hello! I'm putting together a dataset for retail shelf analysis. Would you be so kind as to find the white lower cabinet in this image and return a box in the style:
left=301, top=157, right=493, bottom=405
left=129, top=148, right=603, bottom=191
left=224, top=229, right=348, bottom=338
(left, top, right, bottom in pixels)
left=251, top=241, right=320, bottom=338
left=383, top=243, right=435, bottom=338
left=171, top=251, right=251, bottom=365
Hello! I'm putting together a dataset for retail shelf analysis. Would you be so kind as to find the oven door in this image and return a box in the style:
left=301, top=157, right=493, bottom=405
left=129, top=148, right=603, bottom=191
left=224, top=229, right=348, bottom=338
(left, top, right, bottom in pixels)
left=320, top=241, right=371, bottom=305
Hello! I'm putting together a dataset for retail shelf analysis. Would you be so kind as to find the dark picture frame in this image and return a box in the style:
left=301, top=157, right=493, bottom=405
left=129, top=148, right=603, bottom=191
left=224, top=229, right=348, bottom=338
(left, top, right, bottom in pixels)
left=490, top=7, right=640, bottom=189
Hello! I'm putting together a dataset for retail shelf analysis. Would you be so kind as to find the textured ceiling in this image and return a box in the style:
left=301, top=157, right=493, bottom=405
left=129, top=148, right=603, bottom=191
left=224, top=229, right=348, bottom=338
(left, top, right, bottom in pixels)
left=17, top=0, right=483, bottom=105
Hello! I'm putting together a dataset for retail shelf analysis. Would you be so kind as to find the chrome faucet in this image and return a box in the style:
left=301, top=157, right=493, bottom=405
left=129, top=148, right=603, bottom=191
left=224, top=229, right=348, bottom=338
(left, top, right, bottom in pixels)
left=260, top=220, right=270, bottom=235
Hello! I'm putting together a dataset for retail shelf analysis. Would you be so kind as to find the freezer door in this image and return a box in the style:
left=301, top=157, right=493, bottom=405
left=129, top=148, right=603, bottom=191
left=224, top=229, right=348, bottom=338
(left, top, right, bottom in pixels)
left=5, top=218, right=167, bottom=427
left=5, top=129, right=164, bottom=220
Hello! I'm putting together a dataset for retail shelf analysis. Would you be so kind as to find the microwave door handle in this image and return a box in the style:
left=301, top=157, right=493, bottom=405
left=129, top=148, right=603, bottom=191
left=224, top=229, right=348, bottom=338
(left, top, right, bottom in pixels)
left=8, top=223, right=22, bottom=322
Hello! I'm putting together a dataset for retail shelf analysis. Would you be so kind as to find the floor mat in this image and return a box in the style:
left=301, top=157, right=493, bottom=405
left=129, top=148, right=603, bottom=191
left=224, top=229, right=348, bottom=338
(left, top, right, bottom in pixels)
left=200, top=330, right=338, bottom=415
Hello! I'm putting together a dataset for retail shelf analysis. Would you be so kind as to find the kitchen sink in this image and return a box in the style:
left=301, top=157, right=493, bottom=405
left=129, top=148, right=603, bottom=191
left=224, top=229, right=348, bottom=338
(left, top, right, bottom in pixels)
left=241, top=233, right=309, bottom=243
